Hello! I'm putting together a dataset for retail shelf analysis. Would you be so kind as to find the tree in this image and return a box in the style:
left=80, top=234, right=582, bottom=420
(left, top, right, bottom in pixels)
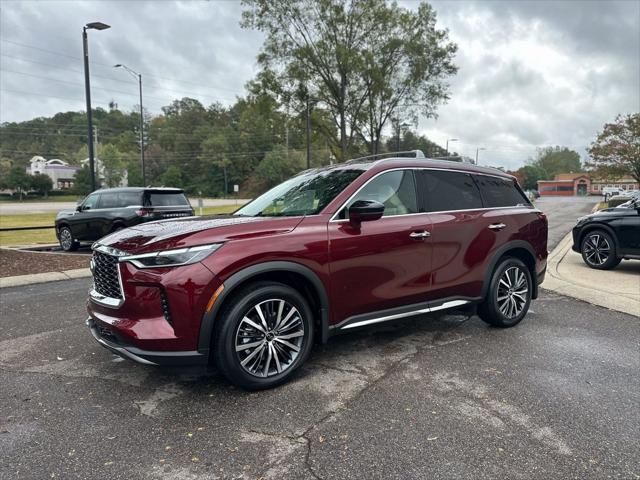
left=160, top=166, right=183, bottom=188
left=587, top=113, right=640, bottom=183
left=241, top=0, right=457, bottom=160
left=519, top=164, right=548, bottom=191
left=531, top=146, right=582, bottom=179
left=99, top=144, right=126, bottom=188
left=255, top=145, right=305, bottom=189
left=4, top=166, right=32, bottom=200
left=72, top=165, right=93, bottom=196
left=30, top=173, right=53, bottom=198
left=357, top=2, right=457, bottom=154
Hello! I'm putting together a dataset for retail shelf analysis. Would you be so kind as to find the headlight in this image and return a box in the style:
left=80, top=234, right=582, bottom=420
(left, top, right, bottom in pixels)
left=575, top=216, right=588, bottom=225
left=120, top=243, right=222, bottom=269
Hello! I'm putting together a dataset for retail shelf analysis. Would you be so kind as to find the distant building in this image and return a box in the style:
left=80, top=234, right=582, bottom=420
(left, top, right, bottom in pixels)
left=537, top=173, right=639, bottom=196
left=26, top=156, right=79, bottom=190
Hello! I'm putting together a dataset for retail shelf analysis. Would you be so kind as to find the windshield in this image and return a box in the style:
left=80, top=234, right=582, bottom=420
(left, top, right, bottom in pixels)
left=235, top=168, right=365, bottom=217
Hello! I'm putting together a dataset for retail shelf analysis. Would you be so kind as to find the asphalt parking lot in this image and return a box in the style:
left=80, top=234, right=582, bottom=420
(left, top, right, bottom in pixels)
left=1, top=196, right=638, bottom=479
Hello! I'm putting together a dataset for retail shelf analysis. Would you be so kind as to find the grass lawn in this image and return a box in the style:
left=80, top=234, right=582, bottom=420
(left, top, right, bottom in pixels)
left=0, top=205, right=238, bottom=247
left=0, top=195, right=80, bottom=203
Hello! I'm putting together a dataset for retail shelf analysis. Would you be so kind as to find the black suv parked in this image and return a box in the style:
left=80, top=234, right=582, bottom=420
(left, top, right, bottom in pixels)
left=572, top=197, right=640, bottom=269
left=55, top=187, right=194, bottom=251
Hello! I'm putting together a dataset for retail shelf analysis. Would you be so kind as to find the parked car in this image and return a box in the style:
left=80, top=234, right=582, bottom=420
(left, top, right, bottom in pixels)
left=55, top=187, right=194, bottom=251
left=572, top=196, right=640, bottom=269
left=86, top=154, right=548, bottom=389
left=618, top=191, right=640, bottom=208
left=602, top=186, right=621, bottom=201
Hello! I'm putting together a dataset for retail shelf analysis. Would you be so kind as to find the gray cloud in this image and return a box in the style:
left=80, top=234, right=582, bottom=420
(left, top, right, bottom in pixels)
left=1, top=0, right=638, bottom=170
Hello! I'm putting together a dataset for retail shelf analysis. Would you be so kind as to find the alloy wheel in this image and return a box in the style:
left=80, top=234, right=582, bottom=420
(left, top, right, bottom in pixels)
left=60, top=228, right=73, bottom=250
left=234, top=298, right=305, bottom=378
left=496, top=266, right=529, bottom=319
left=583, top=234, right=610, bottom=266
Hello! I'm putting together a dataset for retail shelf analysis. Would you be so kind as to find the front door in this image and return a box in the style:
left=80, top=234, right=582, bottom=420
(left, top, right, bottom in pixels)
left=328, top=170, right=432, bottom=323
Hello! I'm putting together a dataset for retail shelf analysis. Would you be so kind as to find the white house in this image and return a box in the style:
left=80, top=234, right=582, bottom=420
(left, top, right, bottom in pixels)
left=26, top=156, right=79, bottom=190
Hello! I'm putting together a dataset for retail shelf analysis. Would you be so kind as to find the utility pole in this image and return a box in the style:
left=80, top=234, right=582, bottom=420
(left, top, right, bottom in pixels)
left=82, top=22, right=110, bottom=192
left=306, top=92, right=311, bottom=169
left=114, top=64, right=145, bottom=185
left=475, top=147, right=486, bottom=165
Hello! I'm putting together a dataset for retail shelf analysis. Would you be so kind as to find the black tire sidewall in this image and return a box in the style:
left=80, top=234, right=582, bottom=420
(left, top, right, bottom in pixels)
left=214, top=282, right=314, bottom=390
left=580, top=230, right=618, bottom=270
left=484, top=258, right=532, bottom=327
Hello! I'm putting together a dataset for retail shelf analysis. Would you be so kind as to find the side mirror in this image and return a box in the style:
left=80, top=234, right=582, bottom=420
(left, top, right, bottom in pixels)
left=76, top=204, right=82, bottom=212
left=348, top=200, right=385, bottom=226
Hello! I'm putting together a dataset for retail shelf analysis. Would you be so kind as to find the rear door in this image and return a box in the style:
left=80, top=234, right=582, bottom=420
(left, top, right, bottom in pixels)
left=328, top=169, right=433, bottom=322
left=416, top=169, right=489, bottom=300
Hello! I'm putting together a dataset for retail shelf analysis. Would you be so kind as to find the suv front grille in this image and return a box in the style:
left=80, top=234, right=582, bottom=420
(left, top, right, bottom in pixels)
left=92, top=251, right=123, bottom=299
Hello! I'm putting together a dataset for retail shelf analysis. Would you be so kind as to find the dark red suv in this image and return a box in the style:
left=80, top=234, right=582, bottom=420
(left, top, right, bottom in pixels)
left=86, top=153, right=548, bottom=389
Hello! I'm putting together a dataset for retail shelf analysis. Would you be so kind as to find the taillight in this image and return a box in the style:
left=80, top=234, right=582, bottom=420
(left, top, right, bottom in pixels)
left=136, top=208, right=153, bottom=217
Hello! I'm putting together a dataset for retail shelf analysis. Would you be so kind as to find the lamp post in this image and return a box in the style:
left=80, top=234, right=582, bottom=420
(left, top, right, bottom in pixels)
left=475, top=147, right=486, bottom=165
left=83, top=21, right=110, bottom=192
left=114, top=64, right=145, bottom=185
left=446, top=138, right=458, bottom=156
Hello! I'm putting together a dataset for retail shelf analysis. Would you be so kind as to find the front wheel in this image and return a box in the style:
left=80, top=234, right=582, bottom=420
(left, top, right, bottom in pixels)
left=580, top=230, right=621, bottom=270
left=58, top=226, right=78, bottom=251
left=213, top=281, right=314, bottom=390
left=478, top=258, right=532, bottom=328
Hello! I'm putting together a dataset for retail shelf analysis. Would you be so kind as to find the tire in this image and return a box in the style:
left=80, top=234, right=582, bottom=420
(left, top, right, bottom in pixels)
left=58, top=226, right=79, bottom=252
left=580, top=230, right=621, bottom=270
left=213, top=281, right=315, bottom=390
left=478, top=258, right=532, bottom=328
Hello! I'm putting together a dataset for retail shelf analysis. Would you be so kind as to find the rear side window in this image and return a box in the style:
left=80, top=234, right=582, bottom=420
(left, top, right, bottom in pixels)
left=474, top=176, right=530, bottom=207
left=148, top=192, right=190, bottom=207
left=117, top=192, right=142, bottom=207
left=421, top=170, right=483, bottom=212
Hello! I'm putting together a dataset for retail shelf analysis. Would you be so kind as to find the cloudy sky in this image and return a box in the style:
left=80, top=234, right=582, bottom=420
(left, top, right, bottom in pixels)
left=1, top=0, right=638, bottom=169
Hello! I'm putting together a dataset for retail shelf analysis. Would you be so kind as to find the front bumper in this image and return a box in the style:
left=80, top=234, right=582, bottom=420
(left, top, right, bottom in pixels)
left=571, top=226, right=581, bottom=252
left=87, top=318, right=207, bottom=366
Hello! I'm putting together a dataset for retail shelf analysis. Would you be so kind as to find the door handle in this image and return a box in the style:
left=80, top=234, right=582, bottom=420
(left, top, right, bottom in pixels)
left=488, top=223, right=506, bottom=231
left=410, top=230, right=431, bottom=239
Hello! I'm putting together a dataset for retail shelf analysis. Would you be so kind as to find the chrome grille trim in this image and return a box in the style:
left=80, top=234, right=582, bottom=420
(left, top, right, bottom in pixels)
left=90, top=247, right=125, bottom=308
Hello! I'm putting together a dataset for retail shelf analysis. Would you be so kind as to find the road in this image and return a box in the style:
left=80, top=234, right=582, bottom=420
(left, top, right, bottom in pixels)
left=535, top=196, right=597, bottom=249
left=0, top=198, right=250, bottom=215
left=2, top=196, right=638, bottom=480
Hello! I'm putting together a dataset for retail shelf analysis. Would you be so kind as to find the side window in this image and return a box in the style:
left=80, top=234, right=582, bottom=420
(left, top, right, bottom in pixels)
left=421, top=170, right=483, bottom=212
left=117, top=192, right=142, bottom=208
left=343, top=170, right=418, bottom=218
left=82, top=193, right=100, bottom=210
left=97, top=192, right=119, bottom=209
left=474, top=175, right=530, bottom=207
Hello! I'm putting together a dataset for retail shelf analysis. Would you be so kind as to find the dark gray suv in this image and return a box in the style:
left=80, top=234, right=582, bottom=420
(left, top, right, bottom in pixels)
left=55, top=187, right=194, bottom=251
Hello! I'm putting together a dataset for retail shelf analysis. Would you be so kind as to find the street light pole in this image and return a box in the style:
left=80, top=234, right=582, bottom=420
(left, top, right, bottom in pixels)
left=475, top=147, right=486, bottom=165
left=446, top=138, right=458, bottom=156
left=82, top=22, right=110, bottom=192
left=114, top=64, right=145, bottom=185
left=306, top=92, right=311, bottom=170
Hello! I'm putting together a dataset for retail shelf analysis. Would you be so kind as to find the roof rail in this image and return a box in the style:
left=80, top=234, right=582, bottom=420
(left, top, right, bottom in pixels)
left=346, top=150, right=425, bottom=163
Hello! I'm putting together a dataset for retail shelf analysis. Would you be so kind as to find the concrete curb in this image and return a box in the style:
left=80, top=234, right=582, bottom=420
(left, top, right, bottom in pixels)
left=0, top=268, right=91, bottom=288
left=542, top=233, right=640, bottom=317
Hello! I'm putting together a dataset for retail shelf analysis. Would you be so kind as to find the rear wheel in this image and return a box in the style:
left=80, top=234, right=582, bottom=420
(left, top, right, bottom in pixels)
left=580, top=230, right=620, bottom=270
left=213, top=281, right=314, bottom=390
left=58, top=226, right=78, bottom=252
left=478, top=258, right=532, bottom=328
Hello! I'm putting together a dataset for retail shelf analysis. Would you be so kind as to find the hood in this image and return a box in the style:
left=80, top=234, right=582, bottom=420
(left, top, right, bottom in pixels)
left=96, top=214, right=305, bottom=254
left=583, top=206, right=638, bottom=221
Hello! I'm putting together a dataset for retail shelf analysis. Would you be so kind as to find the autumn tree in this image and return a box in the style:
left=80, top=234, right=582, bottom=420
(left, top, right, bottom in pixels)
left=587, top=113, right=640, bottom=183
left=241, top=0, right=457, bottom=160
